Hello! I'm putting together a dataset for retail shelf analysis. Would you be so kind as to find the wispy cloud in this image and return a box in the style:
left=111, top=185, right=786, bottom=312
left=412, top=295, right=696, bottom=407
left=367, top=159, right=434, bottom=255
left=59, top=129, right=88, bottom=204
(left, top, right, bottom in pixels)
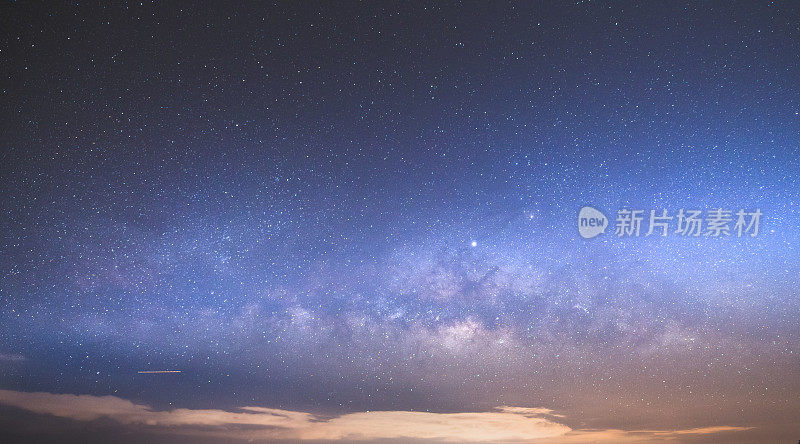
left=533, top=426, right=756, bottom=443
left=0, top=389, right=753, bottom=442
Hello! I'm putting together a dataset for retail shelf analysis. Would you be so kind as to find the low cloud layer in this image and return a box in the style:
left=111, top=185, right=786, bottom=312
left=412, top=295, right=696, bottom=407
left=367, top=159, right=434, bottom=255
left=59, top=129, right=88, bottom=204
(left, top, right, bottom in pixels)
left=0, top=389, right=752, bottom=442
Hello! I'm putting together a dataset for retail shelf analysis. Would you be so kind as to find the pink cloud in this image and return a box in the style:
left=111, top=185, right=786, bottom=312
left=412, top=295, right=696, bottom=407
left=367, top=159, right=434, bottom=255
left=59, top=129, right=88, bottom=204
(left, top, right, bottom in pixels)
left=0, top=389, right=753, bottom=442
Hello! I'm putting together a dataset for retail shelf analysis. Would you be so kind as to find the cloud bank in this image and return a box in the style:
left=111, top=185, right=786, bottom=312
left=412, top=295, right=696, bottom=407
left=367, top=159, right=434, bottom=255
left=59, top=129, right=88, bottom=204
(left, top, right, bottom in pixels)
left=0, top=389, right=753, bottom=442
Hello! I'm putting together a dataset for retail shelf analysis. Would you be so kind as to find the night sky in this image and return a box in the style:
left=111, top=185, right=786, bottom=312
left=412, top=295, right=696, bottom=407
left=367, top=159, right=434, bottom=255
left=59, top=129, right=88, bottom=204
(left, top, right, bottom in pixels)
left=1, top=2, right=799, bottom=443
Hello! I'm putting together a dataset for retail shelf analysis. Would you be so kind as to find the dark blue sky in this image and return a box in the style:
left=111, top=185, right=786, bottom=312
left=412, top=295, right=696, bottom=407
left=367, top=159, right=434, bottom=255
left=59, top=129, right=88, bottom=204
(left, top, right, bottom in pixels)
left=1, top=2, right=799, bottom=443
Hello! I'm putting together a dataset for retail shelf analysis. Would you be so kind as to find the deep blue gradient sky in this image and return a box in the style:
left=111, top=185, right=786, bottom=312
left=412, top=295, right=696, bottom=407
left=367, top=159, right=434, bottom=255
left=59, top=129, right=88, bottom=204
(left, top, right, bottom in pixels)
left=1, top=2, right=799, bottom=443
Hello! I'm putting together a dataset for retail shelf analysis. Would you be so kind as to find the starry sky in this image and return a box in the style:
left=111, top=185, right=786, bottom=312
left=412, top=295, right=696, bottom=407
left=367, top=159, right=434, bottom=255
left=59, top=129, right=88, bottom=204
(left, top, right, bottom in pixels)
left=1, top=2, right=799, bottom=443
